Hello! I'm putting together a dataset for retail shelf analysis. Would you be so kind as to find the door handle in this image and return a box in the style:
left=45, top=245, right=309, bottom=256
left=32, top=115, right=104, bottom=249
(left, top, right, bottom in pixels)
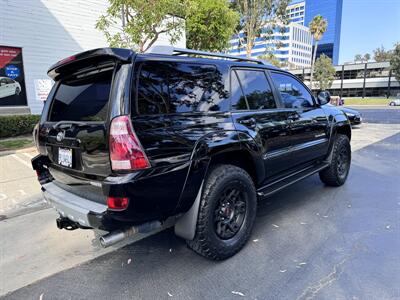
left=239, top=117, right=256, bottom=128
left=288, top=114, right=300, bottom=121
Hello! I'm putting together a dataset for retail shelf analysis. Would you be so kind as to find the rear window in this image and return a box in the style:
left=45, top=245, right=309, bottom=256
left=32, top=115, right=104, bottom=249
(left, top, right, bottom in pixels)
left=49, top=70, right=113, bottom=122
left=134, top=61, right=229, bottom=115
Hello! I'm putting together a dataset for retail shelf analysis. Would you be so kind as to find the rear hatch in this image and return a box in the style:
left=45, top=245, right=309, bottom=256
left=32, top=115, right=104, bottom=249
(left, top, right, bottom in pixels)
left=42, top=61, right=117, bottom=202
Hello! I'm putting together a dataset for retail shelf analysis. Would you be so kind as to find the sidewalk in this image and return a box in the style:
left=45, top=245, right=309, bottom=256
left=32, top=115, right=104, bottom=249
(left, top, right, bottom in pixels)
left=0, top=147, right=37, bottom=157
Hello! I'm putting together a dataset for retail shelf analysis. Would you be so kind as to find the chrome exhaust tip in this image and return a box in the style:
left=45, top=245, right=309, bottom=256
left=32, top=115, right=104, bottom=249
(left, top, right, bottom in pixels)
left=100, top=220, right=162, bottom=248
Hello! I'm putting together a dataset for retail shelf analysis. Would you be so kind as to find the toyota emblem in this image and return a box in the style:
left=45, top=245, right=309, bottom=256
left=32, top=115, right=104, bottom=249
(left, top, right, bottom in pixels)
left=56, top=131, right=64, bottom=142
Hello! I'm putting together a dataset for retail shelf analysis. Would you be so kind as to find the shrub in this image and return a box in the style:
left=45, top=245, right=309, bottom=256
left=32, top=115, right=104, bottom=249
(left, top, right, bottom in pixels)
left=0, top=114, right=41, bottom=138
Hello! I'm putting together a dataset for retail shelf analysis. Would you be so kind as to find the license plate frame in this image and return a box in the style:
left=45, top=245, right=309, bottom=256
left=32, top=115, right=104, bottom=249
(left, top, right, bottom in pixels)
left=58, top=148, right=73, bottom=168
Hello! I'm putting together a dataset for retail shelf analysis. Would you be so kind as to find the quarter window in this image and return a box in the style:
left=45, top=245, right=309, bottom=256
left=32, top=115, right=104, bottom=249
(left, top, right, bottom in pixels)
left=232, top=69, right=276, bottom=110
left=230, top=71, right=247, bottom=110
left=136, top=62, right=228, bottom=115
left=270, top=72, right=314, bottom=108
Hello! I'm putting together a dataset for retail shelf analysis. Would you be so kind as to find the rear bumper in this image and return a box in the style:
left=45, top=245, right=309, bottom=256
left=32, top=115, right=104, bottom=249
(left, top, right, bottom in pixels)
left=42, top=182, right=107, bottom=228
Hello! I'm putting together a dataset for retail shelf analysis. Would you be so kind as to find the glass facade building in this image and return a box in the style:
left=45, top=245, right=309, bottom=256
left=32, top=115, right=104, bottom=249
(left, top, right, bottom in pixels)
left=303, top=0, right=343, bottom=65
left=227, top=0, right=343, bottom=67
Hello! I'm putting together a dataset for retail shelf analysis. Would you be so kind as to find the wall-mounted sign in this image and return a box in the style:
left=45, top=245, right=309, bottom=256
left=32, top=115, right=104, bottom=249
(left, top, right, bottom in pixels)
left=0, top=46, right=27, bottom=106
left=34, top=79, right=53, bottom=101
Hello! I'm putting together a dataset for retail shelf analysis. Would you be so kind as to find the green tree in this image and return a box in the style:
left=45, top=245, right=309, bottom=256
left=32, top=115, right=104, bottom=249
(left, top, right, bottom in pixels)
left=390, top=43, right=400, bottom=82
left=231, top=0, right=290, bottom=57
left=186, top=0, right=239, bottom=52
left=373, top=45, right=393, bottom=62
left=96, top=0, right=185, bottom=52
left=314, top=54, right=336, bottom=90
left=364, top=53, right=371, bottom=62
left=257, top=53, right=282, bottom=67
left=354, top=54, right=362, bottom=62
left=309, top=15, right=328, bottom=89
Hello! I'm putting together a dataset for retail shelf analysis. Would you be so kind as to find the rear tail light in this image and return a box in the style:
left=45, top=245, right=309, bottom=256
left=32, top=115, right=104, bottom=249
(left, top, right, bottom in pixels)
left=109, top=115, right=150, bottom=171
left=107, top=196, right=129, bottom=210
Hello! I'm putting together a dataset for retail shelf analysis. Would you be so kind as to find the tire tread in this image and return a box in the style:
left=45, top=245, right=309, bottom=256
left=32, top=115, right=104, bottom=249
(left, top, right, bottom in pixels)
left=187, top=164, right=256, bottom=260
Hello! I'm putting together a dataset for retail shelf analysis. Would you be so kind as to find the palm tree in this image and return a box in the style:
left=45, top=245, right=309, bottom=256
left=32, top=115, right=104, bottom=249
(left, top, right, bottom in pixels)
left=309, top=15, right=328, bottom=89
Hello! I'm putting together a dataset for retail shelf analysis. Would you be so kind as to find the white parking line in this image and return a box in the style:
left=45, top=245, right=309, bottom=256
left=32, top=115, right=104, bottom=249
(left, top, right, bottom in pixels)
left=10, top=154, right=32, bottom=169
left=22, top=152, right=35, bottom=159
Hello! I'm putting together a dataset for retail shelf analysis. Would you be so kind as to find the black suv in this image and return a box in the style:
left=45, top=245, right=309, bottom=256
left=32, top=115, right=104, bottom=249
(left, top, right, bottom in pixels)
left=32, top=47, right=351, bottom=260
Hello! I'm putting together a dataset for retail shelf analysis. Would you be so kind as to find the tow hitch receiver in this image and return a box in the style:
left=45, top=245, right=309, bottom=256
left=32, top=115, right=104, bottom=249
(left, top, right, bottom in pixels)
left=56, top=217, right=79, bottom=231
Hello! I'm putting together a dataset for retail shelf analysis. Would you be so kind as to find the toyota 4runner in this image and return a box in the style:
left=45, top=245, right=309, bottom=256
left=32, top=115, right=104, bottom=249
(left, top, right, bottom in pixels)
left=32, top=47, right=351, bottom=260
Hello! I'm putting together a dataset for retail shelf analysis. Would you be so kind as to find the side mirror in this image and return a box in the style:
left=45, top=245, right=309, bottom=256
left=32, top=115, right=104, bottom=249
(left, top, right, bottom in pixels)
left=317, top=91, right=331, bottom=105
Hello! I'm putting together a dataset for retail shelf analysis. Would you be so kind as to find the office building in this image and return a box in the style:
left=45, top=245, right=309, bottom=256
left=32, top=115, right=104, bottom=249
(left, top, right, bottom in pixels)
left=229, top=22, right=313, bottom=69
left=229, top=0, right=343, bottom=66
left=291, top=61, right=399, bottom=97
left=303, top=0, right=343, bottom=65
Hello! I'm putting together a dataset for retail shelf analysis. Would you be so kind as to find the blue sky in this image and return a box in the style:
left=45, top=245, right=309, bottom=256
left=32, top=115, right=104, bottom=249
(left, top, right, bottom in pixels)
left=339, top=0, right=400, bottom=63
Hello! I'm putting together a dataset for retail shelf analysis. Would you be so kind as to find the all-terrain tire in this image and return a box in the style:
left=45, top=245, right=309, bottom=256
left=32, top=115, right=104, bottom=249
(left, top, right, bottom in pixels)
left=187, top=164, right=257, bottom=260
left=319, top=134, right=351, bottom=186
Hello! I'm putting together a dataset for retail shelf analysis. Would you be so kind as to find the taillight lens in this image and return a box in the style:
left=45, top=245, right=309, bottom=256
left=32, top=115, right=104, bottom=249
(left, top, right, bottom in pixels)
left=107, top=196, right=129, bottom=210
left=109, top=115, right=150, bottom=171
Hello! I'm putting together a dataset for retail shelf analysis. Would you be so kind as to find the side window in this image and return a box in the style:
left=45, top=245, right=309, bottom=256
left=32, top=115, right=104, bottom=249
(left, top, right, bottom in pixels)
left=235, top=69, right=276, bottom=110
left=136, top=62, right=229, bottom=115
left=270, top=72, right=314, bottom=109
left=6, top=78, right=14, bottom=84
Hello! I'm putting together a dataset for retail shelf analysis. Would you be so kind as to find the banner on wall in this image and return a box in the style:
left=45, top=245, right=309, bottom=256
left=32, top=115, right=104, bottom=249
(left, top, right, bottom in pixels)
left=34, top=79, right=53, bottom=101
left=0, top=46, right=27, bottom=106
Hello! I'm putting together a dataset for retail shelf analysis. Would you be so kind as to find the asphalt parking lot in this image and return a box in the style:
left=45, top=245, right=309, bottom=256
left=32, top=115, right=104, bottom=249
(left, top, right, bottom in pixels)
left=0, top=107, right=399, bottom=299
left=346, top=106, right=400, bottom=124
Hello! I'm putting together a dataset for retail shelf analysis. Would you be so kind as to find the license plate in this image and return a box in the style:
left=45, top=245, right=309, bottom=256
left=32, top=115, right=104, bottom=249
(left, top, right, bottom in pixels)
left=58, top=148, right=72, bottom=168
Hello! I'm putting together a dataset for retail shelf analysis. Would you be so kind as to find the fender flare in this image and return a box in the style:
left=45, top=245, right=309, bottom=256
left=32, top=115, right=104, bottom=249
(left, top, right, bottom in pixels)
left=174, top=130, right=263, bottom=240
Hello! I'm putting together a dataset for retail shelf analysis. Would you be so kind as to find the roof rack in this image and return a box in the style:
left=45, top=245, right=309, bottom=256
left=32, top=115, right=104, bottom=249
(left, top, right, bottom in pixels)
left=146, top=45, right=269, bottom=66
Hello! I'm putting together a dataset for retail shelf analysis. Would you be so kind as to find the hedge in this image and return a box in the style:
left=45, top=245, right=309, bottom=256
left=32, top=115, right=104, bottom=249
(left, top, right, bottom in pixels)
left=0, top=114, right=41, bottom=138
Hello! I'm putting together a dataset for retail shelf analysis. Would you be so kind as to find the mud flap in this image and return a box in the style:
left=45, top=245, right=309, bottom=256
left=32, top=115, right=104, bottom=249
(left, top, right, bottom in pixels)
left=174, top=182, right=203, bottom=240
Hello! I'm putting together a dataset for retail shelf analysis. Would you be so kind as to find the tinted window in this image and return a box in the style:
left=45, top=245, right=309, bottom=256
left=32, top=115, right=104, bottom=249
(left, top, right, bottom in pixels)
left=230, top=71, right=248, bottom=110
left=235, top=70, right=276, bottom=110
left=136, top=62, right=228, bottom=115
left=49, top=70, right=112, bottom=121
left=270, top=72, right=314, bottom=109
left=6, top=78, right=14, bottom=84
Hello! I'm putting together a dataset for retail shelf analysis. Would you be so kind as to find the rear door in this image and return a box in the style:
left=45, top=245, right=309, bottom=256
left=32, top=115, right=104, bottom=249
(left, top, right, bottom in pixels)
left=230, top=68, right=292, bottom=180
left=43, top=66, right=114, bottom=184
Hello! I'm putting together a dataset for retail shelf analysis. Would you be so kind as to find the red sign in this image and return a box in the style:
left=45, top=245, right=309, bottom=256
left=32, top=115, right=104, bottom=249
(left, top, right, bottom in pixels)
left=0, top=46, right=27, bottom=106
left=0, top=47, right=21, bottom=69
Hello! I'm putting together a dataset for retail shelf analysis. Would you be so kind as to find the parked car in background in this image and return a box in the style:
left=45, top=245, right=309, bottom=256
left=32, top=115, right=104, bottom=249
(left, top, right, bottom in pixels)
left=32, top=47, right=352, bottom=260
left=0, top=77, right=21, bottom=98
left=325, top=103, right=362, bottom=126
left=389, top=98, right=400, bottom=106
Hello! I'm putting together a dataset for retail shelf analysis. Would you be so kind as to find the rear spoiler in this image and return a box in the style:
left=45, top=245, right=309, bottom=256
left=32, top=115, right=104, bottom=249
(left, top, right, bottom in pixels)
left=47, top=48, right=135, bottom=80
